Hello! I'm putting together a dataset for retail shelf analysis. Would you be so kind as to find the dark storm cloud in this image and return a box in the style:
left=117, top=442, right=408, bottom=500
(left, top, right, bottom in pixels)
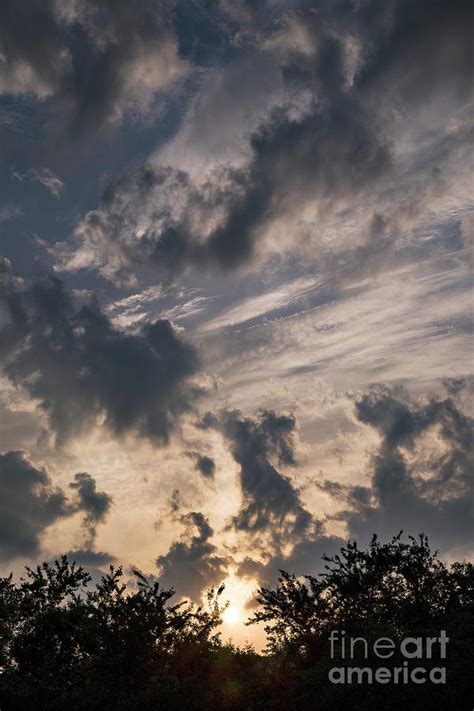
left=69, top=161, right=263, bottom=282
left=217, top=408, right=346, bottom=588
left=0, top=0, right=186, bottom=131
left=267, top=0, right=473, bottom=105
left=63, top=548, right=115, bottom=567
left=0, top=449, right=112, bottom=562
left=237, top=534, right=345, bottom=590
left=0, top=274, right=201, bottom=445
left=442, top=376, right=473, bottom=398
left=333, top=387, right=474, bottom=552
left=196, top=454, right=215, bottom=479
left=158, top=405, right=313, bottom=599
left=184, top=450, right=216, bottom=478
left=69, top=471, right=113, bottom=548
left=156, top=511, right=228, bottom=601
left=0, top=0, right=66, bottom=98
left=234, top=379, right=474, bottom=586
left=57, top=547, right=116, bottom=589
left=0, top=450, right=68, bottom=562
left=352, top=0, right=474, bottom=103
left=219, top=410, right=312, bottom=543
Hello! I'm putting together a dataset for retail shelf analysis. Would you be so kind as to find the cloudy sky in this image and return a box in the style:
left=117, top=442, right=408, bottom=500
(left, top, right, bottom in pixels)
left=0, top=0, right=472, bottom=645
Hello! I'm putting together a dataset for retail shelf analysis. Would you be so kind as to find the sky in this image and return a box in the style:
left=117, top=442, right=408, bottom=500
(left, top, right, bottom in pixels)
left=0, top=0, right=473, bottom=647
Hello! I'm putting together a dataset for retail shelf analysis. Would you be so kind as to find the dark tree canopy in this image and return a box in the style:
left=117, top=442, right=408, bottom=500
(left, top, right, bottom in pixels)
left=0, top=535, right=472, bottom=710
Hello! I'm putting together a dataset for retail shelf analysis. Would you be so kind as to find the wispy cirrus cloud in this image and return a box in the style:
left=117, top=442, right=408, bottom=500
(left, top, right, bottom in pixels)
left=12, top=166, right=64, bottom=198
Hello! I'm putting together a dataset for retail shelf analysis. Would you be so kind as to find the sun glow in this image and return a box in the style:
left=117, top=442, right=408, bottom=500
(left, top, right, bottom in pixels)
left=222, top=605, right=241, bottom=626
left=216, top=574, right=257, bottom=632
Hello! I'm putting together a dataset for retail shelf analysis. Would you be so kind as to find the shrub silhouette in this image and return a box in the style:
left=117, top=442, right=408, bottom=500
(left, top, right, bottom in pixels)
left=0, top=534, right=472, bottom=710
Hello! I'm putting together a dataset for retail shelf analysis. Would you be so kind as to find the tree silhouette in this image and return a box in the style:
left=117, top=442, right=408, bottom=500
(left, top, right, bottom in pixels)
left=250, top=534, right=473, bottom=709
left=0, top=535, right=472, bottom=710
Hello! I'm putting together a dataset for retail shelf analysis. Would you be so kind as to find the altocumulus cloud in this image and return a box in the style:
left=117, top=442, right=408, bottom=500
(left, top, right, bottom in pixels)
left=65, top=79, right=389, bottom=282
left=0, top=450, right=112, bottom=562
left=56, top=0, right=473, bottom=284
left=0, top=273, right=201, bottom=445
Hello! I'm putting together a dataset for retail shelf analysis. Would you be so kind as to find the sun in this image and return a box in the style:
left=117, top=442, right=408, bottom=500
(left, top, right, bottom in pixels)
left=212, top=574, right=257, bottom=631
left=222, top=605, right=241, bottom=626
